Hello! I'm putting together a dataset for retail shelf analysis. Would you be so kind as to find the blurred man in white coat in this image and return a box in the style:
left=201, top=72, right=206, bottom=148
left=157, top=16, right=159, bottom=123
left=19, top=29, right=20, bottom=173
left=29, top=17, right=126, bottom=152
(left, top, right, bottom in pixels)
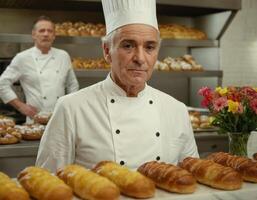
left=36, top=0, right=199, bottom=172
left=0, top=16, right=79, bottom=123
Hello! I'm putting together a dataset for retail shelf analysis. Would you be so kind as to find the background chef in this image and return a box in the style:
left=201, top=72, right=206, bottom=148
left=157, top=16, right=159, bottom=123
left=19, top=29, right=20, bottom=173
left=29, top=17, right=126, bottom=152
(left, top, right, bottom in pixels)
left=36, top=0, right=199, bottom=172
left=0, top=15, right=79, bottom=123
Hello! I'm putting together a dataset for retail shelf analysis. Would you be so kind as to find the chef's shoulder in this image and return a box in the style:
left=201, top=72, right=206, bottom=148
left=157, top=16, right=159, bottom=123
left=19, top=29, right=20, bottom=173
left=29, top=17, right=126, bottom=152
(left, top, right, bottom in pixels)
left=51, top=47, right=70, bottom=58
left=148, top=86, right=187, bottom=112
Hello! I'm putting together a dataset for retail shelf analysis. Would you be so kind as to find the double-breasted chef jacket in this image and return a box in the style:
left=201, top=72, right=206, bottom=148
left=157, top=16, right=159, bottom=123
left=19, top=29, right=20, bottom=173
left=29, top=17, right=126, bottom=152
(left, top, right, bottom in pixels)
left=0, top=47, right=79, bottom=120
left=36, top=74, right=199, bottom=172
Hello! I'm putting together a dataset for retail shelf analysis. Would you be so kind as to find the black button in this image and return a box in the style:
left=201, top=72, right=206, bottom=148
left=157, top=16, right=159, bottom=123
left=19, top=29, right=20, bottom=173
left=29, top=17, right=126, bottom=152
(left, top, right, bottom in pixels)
left=156, top=132, right=160, bottom=137
left=40, top=71, right=42, bottom=74
left=149, top=100, right=153, bottom=104
left=111, top=99, right=115, bottom=103
left=120, top=160, right=125, bottom=165
left=56, top=70, right=59, bottom=73
left=57, top=96, right=59, bottom=99
left=116, top=129, right=120, bottom=134
left=156, top=156, right=160, bottom=161
left=43, top=96, right=47, bottom=100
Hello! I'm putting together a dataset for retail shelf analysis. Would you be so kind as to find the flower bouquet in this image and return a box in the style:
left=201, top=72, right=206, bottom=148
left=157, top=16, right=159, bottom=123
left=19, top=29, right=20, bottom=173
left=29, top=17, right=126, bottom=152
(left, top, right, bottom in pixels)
left=198, top=86, right=257, bottom=156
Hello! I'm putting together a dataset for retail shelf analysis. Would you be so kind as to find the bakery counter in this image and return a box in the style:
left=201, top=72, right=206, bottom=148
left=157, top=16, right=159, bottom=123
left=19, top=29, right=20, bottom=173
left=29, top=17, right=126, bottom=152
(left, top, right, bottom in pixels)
left=0, top=133, right=228, bottom=177
left=0, top=140, right=39, bottom=177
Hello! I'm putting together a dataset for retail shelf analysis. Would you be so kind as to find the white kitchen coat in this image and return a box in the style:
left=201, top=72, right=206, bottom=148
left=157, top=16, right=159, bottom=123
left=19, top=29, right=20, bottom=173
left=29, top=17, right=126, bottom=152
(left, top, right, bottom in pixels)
left=36, top=74, right=199, bottom=172
left=0, top=47, right=79, bottom=121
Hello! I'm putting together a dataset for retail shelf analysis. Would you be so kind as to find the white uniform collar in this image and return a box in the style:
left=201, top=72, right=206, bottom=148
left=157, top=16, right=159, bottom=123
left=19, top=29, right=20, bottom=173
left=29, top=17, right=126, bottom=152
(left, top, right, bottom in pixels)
left=104, top=73, right=148, bottom=97
left=32, top=46, right=54, bottom=59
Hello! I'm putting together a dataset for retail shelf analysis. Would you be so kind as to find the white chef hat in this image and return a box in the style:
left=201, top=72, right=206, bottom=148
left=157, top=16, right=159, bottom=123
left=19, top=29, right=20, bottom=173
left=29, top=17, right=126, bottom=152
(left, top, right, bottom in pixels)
left=101, top=0, right=158, bottom=35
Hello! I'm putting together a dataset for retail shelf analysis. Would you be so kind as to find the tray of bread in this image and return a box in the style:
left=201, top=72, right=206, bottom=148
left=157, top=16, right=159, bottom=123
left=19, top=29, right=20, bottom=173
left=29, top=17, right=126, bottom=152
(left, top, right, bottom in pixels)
left=0, top=114, right=47, bottom=144
left=1, top=152, right=257, bottom=200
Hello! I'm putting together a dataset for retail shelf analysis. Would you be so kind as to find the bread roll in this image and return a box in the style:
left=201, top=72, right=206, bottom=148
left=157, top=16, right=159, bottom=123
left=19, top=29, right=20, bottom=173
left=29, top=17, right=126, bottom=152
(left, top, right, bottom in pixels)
left=207, top=152, right=257, bottom=182
left=93, top=161, right=155, bottom=198
left=18, top=166, right=73, bottom=200
left=57, top=164, right=120, bottom=200
left=138, top=161, right=196, bottom=194
left=0, top=171, right=29, bottom=200
left=179, top=157, right=242, bottom=190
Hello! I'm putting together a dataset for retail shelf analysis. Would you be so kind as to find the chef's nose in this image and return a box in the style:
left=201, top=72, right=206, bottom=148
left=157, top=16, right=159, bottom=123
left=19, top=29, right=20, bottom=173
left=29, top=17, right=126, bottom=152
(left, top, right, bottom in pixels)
left=133, top=47, right=146, bottom=66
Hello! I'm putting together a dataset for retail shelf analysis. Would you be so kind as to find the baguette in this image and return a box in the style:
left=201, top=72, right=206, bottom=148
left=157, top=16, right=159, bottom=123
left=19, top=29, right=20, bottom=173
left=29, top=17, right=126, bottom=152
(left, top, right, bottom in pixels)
left=207, top=152, right=257, bottom=182
left=93, top=161, right=155, bottom=198
left=179, top=157, right=242, bottom=190
left=57, top=164, right=120, bottom=200
left=18, top=166, right=73, bottom=200
left=138, top=161, right=196, bottom=194
left=0, top=171, right=29, bottom=200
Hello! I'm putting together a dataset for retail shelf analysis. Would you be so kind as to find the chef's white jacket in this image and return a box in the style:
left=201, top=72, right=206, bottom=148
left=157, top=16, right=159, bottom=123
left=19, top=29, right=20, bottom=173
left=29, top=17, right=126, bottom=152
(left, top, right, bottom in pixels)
left=0, top=47, right=79, bottom=117
left=36, top=75, right=199, bottom=172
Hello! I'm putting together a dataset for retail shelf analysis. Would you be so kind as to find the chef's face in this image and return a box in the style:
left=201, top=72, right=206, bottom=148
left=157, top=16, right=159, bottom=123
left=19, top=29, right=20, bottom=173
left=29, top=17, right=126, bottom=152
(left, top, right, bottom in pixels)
left=104, top=24, right=160, bottom=93
left=32, top=20, right=55, bottom=51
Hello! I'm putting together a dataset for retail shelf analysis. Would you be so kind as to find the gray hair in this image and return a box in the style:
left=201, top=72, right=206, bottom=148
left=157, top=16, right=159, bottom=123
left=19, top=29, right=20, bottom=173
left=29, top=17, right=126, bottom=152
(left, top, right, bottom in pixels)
left=101, top=28, right=162, bottom=51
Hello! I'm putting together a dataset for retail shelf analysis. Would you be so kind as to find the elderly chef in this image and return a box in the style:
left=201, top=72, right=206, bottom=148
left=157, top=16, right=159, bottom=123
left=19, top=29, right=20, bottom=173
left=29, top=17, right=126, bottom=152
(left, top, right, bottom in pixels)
left=36, top=0, right=199, bottom=172
left=0, top=16, right=79, bottom=123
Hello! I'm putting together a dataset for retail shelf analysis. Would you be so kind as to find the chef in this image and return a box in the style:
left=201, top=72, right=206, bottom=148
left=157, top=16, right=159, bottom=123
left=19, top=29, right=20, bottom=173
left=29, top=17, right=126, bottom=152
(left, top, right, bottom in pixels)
left=36, top=0, right=199, bottom=172
left=0, top=16, right=79, bottom=123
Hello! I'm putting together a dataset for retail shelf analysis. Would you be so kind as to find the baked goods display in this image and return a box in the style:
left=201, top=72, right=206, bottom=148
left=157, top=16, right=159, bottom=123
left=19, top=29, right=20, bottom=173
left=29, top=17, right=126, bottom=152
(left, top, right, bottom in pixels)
left=0, top=115, right=15, bottom=129
left=72, top=57, right=110, bottom=69
left=57, top=164, right=120, bottom=200
left=207, top=152, right=257, bottom=183
left=0, top=171, right=30, bottom=200
left=18, top=166, right=73, bottom=200
left=137, top=161, right=196, bottom=194
left=179, top=157, right=243, bottom=190
left=159, top=24, right=207, bottom=40
left=0, top=127, right=22, bottom=145
left=154, top=55, right=203, bottom=71
left=188, top=111, right=213, bottom=130
left=55, top=21, right=106, bottom=37
left=93, top=161, right=155, bottom=198
left=33, top=111, right=52, bottom=125
left=13, top=124, right=45, bottom=140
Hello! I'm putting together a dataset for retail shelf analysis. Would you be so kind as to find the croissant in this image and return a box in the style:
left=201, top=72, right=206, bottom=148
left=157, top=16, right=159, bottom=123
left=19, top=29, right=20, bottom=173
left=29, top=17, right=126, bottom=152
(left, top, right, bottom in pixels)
left=93, top=161, right=155, bottom=198
left=179, top=157, right=242, bottom=190
left=18, top=166, right=73, bottom=200
left=57, top=164, right=120, bottom=200
left=207, top=152, right=257, bottom=182
left=0, top=171, right=29, bottom=200
left=137, top=161, right=196, bottom=194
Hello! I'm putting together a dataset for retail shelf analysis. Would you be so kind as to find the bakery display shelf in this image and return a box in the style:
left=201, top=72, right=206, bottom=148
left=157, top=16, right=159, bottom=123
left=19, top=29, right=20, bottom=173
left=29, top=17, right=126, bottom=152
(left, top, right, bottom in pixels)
left=0, top=140, right=39, bottom=157
left=0, top=33, right=218, bottom=47
left=74, top=69, right=223, bottom=79
left=0, top=0, right=241, bottom=17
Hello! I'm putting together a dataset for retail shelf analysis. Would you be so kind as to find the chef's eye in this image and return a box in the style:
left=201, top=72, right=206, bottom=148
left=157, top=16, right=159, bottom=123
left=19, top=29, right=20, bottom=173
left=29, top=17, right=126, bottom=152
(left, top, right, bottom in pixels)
left=120, top=41, right=135, bottom=50
left=145, top=43, right=157, bottom=52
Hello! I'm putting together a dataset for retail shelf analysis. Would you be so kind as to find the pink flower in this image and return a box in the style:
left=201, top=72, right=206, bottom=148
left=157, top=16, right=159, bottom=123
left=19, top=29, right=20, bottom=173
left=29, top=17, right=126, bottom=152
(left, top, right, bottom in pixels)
left=240, top=86, right=257, bottom=100
left=250, top=99, right=257, bottom=114
left=213, top=97, right=227, bottom=112
left=198, top=87, right=211, bottom=97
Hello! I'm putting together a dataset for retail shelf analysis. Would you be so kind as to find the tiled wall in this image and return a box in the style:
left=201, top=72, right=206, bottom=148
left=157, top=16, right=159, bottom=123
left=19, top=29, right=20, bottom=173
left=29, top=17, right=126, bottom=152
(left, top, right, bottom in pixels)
left=221, top=0, right=257, bottom=87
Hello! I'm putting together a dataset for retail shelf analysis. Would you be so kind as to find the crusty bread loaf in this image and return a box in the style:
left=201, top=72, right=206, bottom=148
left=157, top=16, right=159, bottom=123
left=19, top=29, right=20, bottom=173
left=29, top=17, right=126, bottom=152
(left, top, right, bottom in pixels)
left=179, top=157, right=242, bottom=190
left=138, top=161, right=196, bottom=194
left=0, top=171, right=29, bottom=200
left=18, top=166, right=73, bottom=200
left=207, top=152, right=257, bottom=182
left=93, top=161, right=155, bottom=198
left=57, top=164, right=120, bottom=200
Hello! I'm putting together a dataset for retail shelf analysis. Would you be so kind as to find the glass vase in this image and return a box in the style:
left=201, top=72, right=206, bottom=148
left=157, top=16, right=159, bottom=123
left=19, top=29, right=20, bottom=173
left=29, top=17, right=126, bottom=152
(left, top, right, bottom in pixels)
left=228, top=132, right=250, bottom=157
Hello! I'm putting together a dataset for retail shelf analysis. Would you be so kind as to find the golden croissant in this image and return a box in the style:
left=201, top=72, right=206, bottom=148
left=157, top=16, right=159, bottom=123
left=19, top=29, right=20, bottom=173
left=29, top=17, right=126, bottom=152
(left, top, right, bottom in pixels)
left=57, top=164, right=120, bottom=200
left=93, top=161, right=155, bottom=198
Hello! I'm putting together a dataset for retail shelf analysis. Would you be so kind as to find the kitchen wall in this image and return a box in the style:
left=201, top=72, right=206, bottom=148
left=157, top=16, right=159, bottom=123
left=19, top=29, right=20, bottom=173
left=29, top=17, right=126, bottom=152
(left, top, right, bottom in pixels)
left=221, top=0, right=257, bottom=87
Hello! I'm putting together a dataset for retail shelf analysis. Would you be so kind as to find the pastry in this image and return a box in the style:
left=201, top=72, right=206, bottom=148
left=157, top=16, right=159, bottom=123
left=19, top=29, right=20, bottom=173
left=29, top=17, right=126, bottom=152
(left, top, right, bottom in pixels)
left=0, top=128, right=21, bottom=144
left=138, top=161, right=196, bottom=194
left=179, top=157, right=242, bottom=190
left=0, top=171, right=29, bottom=200
left=207, top=152, right=257, bottom=182
left=57, top=164, right=120, bottom=200
left=14, top=124, right=44, bottom=140
left=253, top=152, right=257, bottom=160
left=93, top=161, right=155, bottom=198
left=34, top=111, right=51, bottom=125
left=18, top=166, right=73, bottom=200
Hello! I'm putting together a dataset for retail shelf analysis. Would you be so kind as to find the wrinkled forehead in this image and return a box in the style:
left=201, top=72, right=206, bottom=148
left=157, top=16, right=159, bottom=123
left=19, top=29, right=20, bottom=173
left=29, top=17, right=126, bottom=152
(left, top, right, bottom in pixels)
left=33, top=20, right=55, bottom=31
left=114, top=24, right=159, bottom=43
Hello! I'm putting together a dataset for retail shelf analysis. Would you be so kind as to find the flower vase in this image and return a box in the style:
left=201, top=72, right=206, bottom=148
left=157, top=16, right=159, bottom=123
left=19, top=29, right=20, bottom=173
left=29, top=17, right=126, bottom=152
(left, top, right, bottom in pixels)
left=228, top=132, right=250, bottom=157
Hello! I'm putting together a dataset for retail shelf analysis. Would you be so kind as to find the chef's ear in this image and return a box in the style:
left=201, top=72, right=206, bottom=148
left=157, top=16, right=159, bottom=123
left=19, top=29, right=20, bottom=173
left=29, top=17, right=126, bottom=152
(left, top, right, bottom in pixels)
left=103, top=43, right=112, bottom=63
